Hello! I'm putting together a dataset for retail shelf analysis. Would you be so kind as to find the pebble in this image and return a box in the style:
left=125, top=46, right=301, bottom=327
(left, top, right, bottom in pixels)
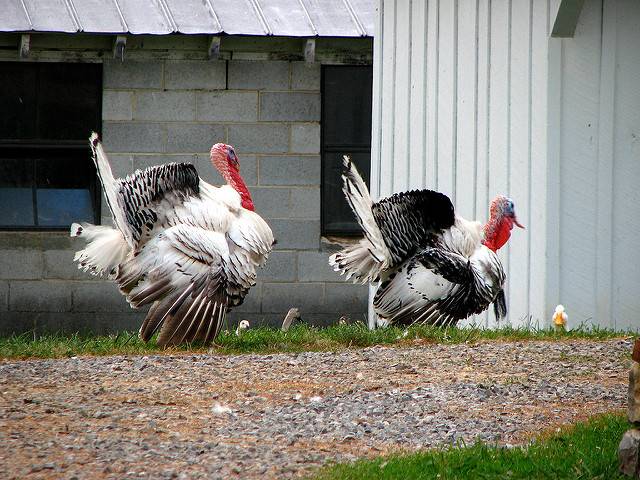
left=0, top=339, right=629, bottom=479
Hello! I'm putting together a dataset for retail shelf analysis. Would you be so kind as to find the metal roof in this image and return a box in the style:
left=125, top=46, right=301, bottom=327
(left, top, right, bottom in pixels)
left=2, top=0, right=374, bottom=37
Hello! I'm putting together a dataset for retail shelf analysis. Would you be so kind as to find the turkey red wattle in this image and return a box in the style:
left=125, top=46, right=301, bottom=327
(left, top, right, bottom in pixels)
left=482, top=197, right=524, bottom=252
left=210, top=143, right=255, bottom=211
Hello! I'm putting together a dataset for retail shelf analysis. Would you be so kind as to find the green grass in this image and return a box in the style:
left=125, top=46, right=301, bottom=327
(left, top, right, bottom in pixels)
left=313, top=413, right=629, bottom=480
left=0, top=322, right=631, bottom=360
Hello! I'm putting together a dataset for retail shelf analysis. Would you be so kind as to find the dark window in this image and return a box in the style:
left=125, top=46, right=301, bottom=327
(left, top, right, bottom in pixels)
left=0, top=62, right=102, bottom=229
left=321, top=65, right=373, bottom=236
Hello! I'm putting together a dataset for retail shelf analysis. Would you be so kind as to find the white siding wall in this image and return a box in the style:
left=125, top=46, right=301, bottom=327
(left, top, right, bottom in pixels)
left=372, top=0, right=640, bottom=330
left=371, top=0, right=555, bottom=327
left=548, top=0, right=640, bottom=330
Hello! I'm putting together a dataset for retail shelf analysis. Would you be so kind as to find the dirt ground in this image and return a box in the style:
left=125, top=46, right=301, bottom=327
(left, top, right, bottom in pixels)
left=0, top=339, right=630, bottom=479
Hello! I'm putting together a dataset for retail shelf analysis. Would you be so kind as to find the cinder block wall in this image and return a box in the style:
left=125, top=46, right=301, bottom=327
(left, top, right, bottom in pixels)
left=0, top=56, right=368, bottom=335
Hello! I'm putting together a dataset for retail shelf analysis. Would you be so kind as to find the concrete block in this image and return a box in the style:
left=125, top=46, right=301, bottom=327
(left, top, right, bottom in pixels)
left=0, top=312, right=36, bottom=336
left=165, top=60, right=226, bottom=90
left=103, top=122, right=165, bottom=153
left=107, top=154, right=134, bottom=178
left=291, top=62, right=320, bottom=90
left=290, top=124, right=320, bottom=153
left=104, top=60, right=163, bottom=89
left=259, top=252, right=297, bottom=282
left=44, top=249, right=99, bottom=281
left=259, top=92, right=320, bottom=122
left=0, top=281, right=8, bottom=311
left=269, top=219, right=320, bottom=250
left=259, top=155, right=320, bottom=186
left=324, top=283, right=368, bottom=313
left=10, top=280, right=72, bottom=312
left=196, top=92, right=258, bottom=122
left=298, top=251, right=343, bottom=282
left=290, top=187, right=320, bottom=218
left=166, top=124, right=226, bottom=153
left=232, top=283, right=262, bottom=313
left=134, top=91, right=195, bottom=121
left=228, top=61, right=289, bottom=90
left=133, top=154, right=195, bottom=171
left=262, top=282, right=325, bottom=313
left=71, top=281, right=130, bottom=313
left=109, top=311, right=146, bottom=333
left=228, top=124, right=289, bottom=154
left=251, top=187, right=291, bottom=219
left=0, top=250, right=44, bottom=280
left=102, top=90, right=133, bottom=121
left=32, top=312, right=95, bottom=335
left=236, top=154, right=258, bottom=186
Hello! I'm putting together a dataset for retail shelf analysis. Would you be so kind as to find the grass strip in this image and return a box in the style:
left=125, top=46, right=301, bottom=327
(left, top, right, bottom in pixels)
left=313, top=413, right=629, bottom=480
left=0, top=322, right=631, bottom=360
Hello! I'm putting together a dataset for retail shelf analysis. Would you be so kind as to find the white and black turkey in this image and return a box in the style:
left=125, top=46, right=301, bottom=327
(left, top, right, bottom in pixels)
left=329, top=156, right=523, bottom=327
left=71, top=133, right=273, bottom=347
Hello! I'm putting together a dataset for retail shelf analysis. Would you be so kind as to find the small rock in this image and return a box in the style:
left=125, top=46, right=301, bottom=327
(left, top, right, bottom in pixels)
left=629, top=363, right=640, bottom=423
left=619, top=429, right=640, bottom=477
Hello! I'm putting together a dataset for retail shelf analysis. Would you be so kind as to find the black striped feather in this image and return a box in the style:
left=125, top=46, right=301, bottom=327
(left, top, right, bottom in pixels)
left=373, top=246, right=505, bottom=327
left=372, top=190, right=455, bottom=265
left=115, top=163, right=200, bottom=246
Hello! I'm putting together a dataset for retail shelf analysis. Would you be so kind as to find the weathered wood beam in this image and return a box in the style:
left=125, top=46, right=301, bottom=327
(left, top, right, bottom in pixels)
left=19, top=34, right=30, bottom=59
left=113, top=35, right=126, bottom=61
left=551, top=0, right=586, bottom=37
left=208, top=36, right=221, bottom=60
left=304, top=38, right=315, bottom=63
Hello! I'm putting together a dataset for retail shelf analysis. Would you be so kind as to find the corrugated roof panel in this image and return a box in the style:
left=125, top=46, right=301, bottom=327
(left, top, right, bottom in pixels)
left=73, top=0, right=127, bottom=33
left=23, top=0, right=77, bottom=32
left=1, top=0, right=31, bottom=32
left=346, top=0, right=375, bottom=36
left=301, top=0, right=359, bottom=37
left=164, top=0, right=221, bottom=34
left=117, top=0, right=173, bottom=34
left=254, top=0, right=315, bottom=36
left=209, top=0, right=266, bottom=36
left=0, top=0, right=374, bottom=37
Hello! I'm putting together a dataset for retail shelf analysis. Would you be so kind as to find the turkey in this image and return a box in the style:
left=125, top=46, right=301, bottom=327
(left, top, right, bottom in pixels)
left=71, top=133, right=273, bottom=347
left=329, top=156, right=523, bottom=327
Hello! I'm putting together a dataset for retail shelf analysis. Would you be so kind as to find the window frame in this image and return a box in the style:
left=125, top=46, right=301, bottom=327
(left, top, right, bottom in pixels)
left=320, top=64, right=373, bottom=237
left=0, top=61, right=103, bottom=231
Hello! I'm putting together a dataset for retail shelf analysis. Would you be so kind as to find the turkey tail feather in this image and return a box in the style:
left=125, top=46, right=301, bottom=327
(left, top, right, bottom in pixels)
left=329, top=156, right=391, bottom=283
left=493, top=289, right=507, bottom=321
left=70, top=222, right=128, bottom=277
left=89, top=133, right=130, bottom=244
left=148, top=274, right=228, bottom=348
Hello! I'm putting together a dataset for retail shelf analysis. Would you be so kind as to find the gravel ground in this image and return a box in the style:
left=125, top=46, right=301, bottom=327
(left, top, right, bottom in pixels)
left=0, top=339, right=630, bottom=479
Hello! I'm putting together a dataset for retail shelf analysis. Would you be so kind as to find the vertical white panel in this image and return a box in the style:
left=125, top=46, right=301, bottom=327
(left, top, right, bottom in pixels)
left=474, top=0, right=491, bottom=327
left=558, top=0, right=601, bottom=326
left=370, top=0, right=384, bottom=201
left=369, top=0, right=385, bottom=328
left=507, top=0, right=532, bottom=326
left=487, top=0, right=510, bottom=327
left=612, top=0, right=640, bottom=330
left=378, top=0, right=397, bottom=198
left=393, top=0, right=411, bottom=192
left=425, top=0, right=439, bottom=189
left=436, top=0, right=457, bottom=198
left=595, top=0, right=616, bottom=328
left=529, top=0, right=550, bottom=325
left=409, top=0, right=428, bottom=190
left=455, top=0, right=478, bottom=220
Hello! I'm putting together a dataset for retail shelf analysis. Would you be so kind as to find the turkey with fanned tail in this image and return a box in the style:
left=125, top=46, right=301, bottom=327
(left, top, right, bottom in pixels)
left=71, top=133, right=273, bottom=347
left=329, top=156, right=523, bottom=327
